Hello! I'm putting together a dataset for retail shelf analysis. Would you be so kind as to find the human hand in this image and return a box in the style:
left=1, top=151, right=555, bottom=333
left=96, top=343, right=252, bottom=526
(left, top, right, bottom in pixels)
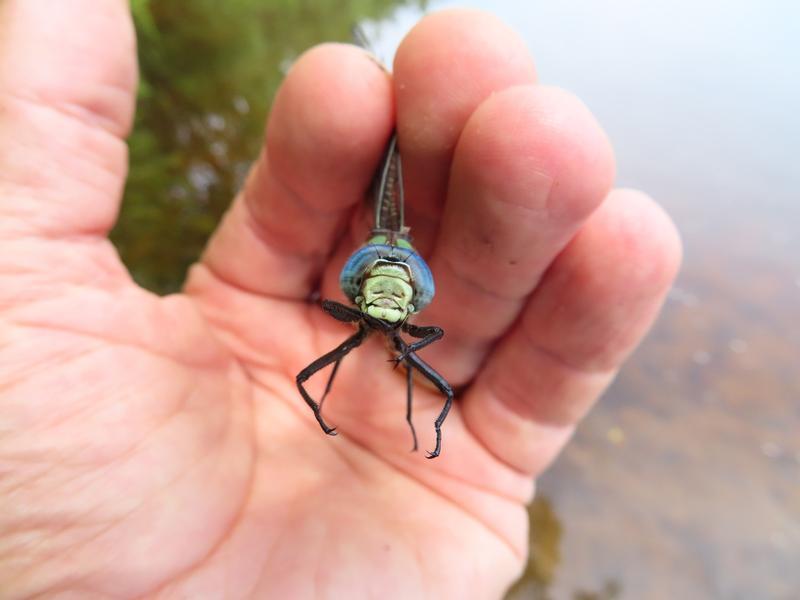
left=0, top=2, right=681, bottom=597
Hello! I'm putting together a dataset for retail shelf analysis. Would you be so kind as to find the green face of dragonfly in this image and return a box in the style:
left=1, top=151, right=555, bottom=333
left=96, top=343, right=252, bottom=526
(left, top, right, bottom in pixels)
left=355, top=261, right=415, bottom=323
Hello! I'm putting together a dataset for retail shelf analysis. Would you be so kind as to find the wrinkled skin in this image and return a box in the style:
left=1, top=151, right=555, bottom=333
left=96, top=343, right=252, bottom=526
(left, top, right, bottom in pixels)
left=0, top=2, right=681, bottom=598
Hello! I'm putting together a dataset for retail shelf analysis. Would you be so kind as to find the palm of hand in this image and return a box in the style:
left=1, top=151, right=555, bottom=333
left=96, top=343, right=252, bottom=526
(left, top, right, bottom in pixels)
left=0, top=3, right=680, bottom=598
left=9, top=265, right=521, bottom=597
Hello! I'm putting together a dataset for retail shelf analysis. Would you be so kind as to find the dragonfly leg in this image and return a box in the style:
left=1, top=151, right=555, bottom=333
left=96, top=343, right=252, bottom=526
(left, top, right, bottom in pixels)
left=405, top=363, right=418, bottom=452
left=319, top=358, right=342, bottom=410
left=391, top=330, right=452, bottom=458
left=321, top=299, right=363, bottom=323
left=296, top=323, right=369, bottom=435
left=392, top=323, right=444, bottom=365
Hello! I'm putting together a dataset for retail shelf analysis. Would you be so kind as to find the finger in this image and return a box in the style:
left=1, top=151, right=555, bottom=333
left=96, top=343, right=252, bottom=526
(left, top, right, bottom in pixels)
left=318, top=11, right=537, bottom=305
left=422, top=85, right=615, bottom=384
left=393, top=9, right=537, bottom=252
left=462, top=189, right=682, bottom=475
left=193, top=44, right=393, bottom=300
left=0, top=0, right=136, bottom=239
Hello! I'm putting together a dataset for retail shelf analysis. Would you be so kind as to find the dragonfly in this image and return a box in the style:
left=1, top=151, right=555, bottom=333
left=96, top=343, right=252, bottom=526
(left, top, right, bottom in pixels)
left=296, top=134, right=453, bottom=458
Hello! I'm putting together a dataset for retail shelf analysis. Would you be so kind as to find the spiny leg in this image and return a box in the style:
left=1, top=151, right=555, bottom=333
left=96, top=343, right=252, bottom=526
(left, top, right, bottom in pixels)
left=319, top=358, right=342, bottom=410
left=321, top=299, right=363, bottom=323
left=317, top=301, right=373, bottom=411
left=405, top=363, right=418, bottom=452
left=297, top=324, right=369, bottom=435
left=392, top=322, right=444, bottom=365
left=391, top=330, right=452, bottom=458
left=315, top=298, right=363, bottom=411
left=402, top=322, right=444, bottom=350
left=403, top=352, right=454, bottom=459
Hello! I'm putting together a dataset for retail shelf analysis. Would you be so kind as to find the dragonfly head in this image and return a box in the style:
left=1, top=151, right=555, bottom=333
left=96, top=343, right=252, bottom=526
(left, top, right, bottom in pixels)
left=355, top=259, right=415, bottom=323
left=340, top=242, right=435, bottom=318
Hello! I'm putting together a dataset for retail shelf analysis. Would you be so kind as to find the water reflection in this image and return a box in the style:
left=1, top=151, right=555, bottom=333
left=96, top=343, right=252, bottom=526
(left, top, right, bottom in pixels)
left=507, top=497, right=562, bottom=599
left=507, top=497, right=623, bottom=600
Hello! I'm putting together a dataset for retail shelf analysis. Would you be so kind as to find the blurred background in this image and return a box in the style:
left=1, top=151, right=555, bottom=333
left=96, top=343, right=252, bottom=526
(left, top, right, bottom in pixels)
left=122, top=1, right=799, bottom=598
